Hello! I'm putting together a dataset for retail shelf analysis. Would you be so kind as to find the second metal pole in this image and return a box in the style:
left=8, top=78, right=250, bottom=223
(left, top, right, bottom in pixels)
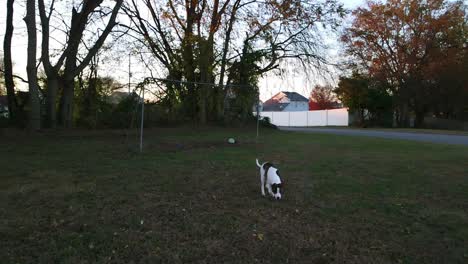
left=139, top=87, right=145, bottom=153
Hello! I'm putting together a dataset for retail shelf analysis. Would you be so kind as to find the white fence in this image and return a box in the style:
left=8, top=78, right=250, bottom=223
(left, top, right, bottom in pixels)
left=260, top=108, right=349, bottom=127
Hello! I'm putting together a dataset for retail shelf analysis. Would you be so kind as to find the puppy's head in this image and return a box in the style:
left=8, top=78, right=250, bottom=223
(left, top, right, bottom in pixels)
left=271, top=183, right=283, bottom=200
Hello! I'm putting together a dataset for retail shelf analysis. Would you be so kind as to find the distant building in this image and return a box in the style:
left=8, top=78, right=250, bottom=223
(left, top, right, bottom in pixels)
left=107, top=91, right=143, bottom=105
left=262, top=91, right=309, bottom=111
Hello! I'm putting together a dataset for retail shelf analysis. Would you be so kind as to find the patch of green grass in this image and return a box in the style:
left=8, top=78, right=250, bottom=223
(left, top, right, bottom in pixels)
left=1, top=127, right=467, bottom=263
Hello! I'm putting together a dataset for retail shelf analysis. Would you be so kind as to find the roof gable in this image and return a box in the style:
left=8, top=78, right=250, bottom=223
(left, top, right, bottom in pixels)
left=281, top=91, right=308, bottom=102
left=263, top=91, right=308, bottom=106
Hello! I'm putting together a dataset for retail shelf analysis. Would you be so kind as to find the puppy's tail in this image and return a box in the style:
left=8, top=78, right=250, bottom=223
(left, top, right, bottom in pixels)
left=256, top=158, right=262, bottom=168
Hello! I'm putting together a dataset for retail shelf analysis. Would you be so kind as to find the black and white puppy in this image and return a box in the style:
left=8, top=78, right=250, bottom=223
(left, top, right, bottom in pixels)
left=256, top=159, right=283, bottom=200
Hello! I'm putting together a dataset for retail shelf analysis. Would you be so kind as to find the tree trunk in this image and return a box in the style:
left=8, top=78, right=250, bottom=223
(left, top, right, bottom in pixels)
left=182, top=2, right=198, bottom=121
left=197, top=39, right=208, bottom=124
left=59, top=77, right=75, bottom=128
left=206, top=37, right=219, bottom=121
left=81, top=74, right=97, bottom=123
left=214, top=85, right=225, bottom=121
left=198, top=85, right=207, bottom=124
left=24, top=0, right=40, bottom=130
left=3, top=0, right=17, bottom=125
left=182, top=37, right=196, bottom=120
left=38, top=0, right=57, bottom=128
left=359, top=109, right=365, bottom=126
left=46, top=76, right=58, bottom=128
left=197, top=37, right=215, bottom=124
left=398, top=102, right=410, bottom=127
left=218, top=0, right=240, bottom=122
left=414, top=110, right=425, bottom=128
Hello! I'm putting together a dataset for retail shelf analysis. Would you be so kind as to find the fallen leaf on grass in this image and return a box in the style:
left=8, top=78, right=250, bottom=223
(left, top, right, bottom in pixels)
left=253, top=233, right=264, bottom=241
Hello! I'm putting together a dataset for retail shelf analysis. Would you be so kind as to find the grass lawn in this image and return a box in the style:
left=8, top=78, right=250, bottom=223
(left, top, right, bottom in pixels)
left=1, top=127, right=467, bottom=263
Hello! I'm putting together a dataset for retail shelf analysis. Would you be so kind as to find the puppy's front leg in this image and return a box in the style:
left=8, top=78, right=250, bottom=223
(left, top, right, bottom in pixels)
left=260, top=173, right=266, bottom=196
left=266, top=184, right=274, bottom=196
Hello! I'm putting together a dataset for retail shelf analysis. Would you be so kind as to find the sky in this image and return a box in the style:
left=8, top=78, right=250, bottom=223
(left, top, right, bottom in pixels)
left=258, top=0, right=365, bottom=101
left=0, top=0, right=366, bottom=102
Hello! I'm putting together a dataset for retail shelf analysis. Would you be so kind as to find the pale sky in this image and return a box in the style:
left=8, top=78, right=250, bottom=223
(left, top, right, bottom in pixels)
left=0, top=0, right=366, bottom=101
left=259, top=0, right=365, bottom=101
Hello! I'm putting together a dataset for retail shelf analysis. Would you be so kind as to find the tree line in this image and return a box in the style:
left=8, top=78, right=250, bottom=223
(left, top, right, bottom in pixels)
left=2, top=0, right=466, bottom=130
left=336, top=0, right=467, bottom=128
left=2, top=0, right=344, bottom=129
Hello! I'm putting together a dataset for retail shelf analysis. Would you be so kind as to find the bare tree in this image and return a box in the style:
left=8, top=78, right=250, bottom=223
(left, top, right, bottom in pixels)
left=24, top=0, right=41, bottom=130
left=124, top=0, right=344, bottom=123
left=38, top=0, right=124, bottom=127
left=3, top=0, right=17, bottom=124
left=38, top=0, right=60, bottom=128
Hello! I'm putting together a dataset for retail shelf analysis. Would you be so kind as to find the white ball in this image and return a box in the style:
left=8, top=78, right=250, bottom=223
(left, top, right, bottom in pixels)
left=227, top=138, right=236, bottom=144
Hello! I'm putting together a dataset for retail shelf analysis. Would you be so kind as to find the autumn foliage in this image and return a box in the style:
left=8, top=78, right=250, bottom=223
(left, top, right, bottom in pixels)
left=309, top=85, right=338, bottom=110
left=342, top=0, right=467, bottom=127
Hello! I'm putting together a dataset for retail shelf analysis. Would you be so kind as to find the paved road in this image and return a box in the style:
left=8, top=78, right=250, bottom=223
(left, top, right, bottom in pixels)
left=279, top=127, right=468, bottom=146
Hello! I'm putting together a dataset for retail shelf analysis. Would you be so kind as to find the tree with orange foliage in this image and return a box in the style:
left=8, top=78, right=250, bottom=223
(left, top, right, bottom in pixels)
left=309, top=85, right=337, bottom=110
left=342, top=0, right=466, bottom=127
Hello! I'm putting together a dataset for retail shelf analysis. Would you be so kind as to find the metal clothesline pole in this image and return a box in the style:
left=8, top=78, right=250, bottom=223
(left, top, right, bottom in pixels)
left=256, top=97, right=260, bottom=141
left=128, top=53, right=131, bottom=94
left=139, top=87, right=145, bottom=153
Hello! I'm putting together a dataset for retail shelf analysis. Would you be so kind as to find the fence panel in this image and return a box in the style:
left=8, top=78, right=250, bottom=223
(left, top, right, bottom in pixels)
left=327, top=108, right=348, bottom=126
left=289, top=112, right=308, bottom=127
left=307, top=111, right=327, bottom=126
left=261, top=112, right=273, bottom=122
left=260, top=108, right=348, bottom=127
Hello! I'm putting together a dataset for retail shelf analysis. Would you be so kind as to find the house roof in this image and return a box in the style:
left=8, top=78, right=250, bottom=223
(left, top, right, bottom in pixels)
left=107, top=91, right=144, bottom=104
left=263, top=91, right=308, bottom=105
left=262, top=91, right=308, bottom=111
left=281, top=91, right=309, bottom=102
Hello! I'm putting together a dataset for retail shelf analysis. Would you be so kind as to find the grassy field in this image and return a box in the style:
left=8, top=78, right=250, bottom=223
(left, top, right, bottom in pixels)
left=1, top=127, right=467, bottom=263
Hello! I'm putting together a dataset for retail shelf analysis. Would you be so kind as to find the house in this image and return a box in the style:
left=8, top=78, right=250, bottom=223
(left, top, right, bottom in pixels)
left=107, top=91, right=143, bottom=105
left=262, top=91, right=309, bottom=111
